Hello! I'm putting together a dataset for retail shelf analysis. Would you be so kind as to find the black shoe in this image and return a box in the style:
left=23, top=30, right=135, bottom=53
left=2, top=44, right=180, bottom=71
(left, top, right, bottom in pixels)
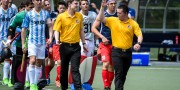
left=104, top=87, right=111, bottom=90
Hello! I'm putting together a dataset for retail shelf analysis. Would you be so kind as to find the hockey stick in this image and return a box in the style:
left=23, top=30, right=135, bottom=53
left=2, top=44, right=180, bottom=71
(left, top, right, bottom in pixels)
left=10, top=33, right=21, bottom=45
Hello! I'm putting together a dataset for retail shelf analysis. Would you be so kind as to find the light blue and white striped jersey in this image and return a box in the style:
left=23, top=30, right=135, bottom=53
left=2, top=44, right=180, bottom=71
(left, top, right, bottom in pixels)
left=0, top=7, right=16, bottom=40
left=22, top=9, right=50, bottom=45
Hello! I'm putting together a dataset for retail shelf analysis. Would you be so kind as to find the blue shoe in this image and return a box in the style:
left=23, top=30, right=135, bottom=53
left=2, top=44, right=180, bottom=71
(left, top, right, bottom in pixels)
left=82, top=83, right=93, bottom=90
left=70, top=83, right=75, bottom=90
left=46, top=78, right=50, bottom=85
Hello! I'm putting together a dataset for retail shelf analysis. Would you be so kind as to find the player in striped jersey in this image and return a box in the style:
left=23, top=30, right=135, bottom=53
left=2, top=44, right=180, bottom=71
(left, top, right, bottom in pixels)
left=8, top=1, right=34, bottom=88
left=21, top=0, right=53, bottom=90
left=92, top=0, right=117, bottom=89
left=0, top=0, right=16, bottom=85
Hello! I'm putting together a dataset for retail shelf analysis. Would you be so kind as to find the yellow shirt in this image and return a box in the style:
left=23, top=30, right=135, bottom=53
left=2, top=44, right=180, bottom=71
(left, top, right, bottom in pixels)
left=105, top=17, right=142, bottom=49
left=53, top=11, right=83, bottom=43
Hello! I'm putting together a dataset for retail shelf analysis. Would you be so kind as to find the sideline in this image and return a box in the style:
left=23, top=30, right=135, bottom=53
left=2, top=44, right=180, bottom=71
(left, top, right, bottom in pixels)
left=96, top=65, right=180, bottom=70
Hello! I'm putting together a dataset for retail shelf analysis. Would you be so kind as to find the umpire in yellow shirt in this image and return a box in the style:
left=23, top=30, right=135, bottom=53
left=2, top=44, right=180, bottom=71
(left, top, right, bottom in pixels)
left=53, top=0, right=87, bottom=90
left=94, top=0, right=143, bottom=90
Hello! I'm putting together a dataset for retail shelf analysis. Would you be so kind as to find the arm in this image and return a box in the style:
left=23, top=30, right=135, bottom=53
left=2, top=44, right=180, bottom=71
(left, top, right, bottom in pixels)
left=21, top=28, right=26, bottom=49
left=92, top=20, right=104, bottom=38
left=80, top=27, right=86, bottom=45
left=54, top=31, right=60, bottom=44
left=96, top=0, right=106, bottom=23
left=133, top=22, right=143, bottom=51
left=92, top=19, right=109, bottom=45
left=80, top=27, right=88, bottom=52
left=7, top=27, right=15, bottom=40
left=133, top=35, right=143, bottom=51
left=7, top=15, right=18, bottom=41
left=47, top=18, right=53, bottom=44
left=6, top=27, right=15, bottom=47
left=53, top=15, right=61, bottom=45
left=137, top=36, right=143, bottom=44
left=21, top=12, right=30, bottom=50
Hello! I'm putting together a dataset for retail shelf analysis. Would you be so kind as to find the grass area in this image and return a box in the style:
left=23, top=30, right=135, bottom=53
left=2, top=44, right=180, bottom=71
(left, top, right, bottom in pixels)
left=1, top=64, right=180, bottom=90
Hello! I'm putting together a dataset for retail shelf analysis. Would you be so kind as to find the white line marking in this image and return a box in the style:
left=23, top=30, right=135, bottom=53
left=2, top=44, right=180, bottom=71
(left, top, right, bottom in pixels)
left=96, top=66, right=180, bottom=70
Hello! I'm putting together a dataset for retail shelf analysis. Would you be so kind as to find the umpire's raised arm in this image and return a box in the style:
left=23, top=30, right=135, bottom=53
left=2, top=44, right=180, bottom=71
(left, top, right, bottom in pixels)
left=96, top=0, right=106, bottom=23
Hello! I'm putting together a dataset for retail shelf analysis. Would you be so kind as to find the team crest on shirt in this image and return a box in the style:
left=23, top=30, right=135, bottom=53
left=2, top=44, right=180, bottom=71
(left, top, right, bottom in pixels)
left=127, top=25, right=132, bottom=30
left=76, top=20, right=79, bottom=23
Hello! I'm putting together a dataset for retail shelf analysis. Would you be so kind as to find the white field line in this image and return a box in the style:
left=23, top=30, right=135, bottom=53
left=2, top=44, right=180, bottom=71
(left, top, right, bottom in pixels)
left=96, top=66, right=180, bottom=70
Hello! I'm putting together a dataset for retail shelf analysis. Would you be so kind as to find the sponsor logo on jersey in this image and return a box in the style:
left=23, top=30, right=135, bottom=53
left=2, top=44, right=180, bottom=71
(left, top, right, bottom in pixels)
left=32, top=20, right=45, bottom=25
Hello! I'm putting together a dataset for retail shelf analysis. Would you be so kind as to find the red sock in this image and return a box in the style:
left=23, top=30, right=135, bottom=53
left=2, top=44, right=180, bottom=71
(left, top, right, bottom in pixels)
left=45, top=65, right=50, bottom=79
left=108, top=71, right=114, bottom=87
left=49, top=65, right=54, bottom=73
left=56, top=66, right=61, bottom=81
left=102, top=70, right=110, bottom=88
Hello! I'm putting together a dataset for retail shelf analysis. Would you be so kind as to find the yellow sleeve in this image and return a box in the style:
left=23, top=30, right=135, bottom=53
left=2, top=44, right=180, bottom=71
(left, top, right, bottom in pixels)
left=105, top=17, right=109, bottom=27
left=53, top=14, right=61, bottom=32
left=105, top=17, right=113, bottom=30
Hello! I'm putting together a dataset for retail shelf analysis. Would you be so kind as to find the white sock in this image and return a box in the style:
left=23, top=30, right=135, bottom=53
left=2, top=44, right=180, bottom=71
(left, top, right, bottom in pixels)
left=34, top=66, right=42, bottom=84
left=28, top=64, right=35, bottom=84
left=25, top=65, right=29, bottom=82
left=3, top=61, right=10, bottom=79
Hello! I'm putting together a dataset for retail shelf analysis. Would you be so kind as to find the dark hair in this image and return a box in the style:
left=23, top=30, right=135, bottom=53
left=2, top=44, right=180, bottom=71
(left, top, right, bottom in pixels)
left=58, top=1, right=67, bottom=8
left=25, top=1, right=33, bottom=6
left=66, top=0, right=79, bottom=7
left=119, top=0, right=128, bottom=6
left=18, top=2, right=25, bottom=11
left=118, top=5, right=129, bottom=14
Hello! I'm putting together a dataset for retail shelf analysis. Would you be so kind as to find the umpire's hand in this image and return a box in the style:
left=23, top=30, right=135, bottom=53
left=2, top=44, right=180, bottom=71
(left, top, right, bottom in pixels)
left=55, top=40, right=61, bottom=45
left=133, top=43, right=141, bottom=51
